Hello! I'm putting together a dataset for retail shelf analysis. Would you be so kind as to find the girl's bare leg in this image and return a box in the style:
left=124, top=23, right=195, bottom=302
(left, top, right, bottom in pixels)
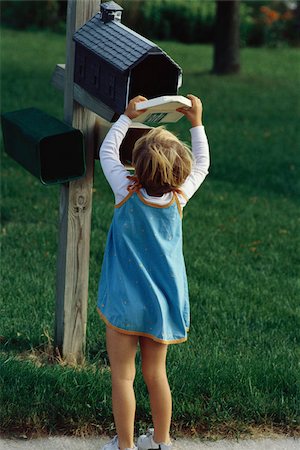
left=139, top=337, right=172, bottom=444
left=106, top=327, right=139, bottom=450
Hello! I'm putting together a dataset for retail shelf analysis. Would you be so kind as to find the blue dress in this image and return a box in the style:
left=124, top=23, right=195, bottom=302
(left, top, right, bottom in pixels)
left=97, top=189, right=189, bottom=344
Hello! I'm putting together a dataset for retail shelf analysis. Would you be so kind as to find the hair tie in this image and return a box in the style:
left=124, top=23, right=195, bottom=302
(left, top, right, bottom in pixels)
left=127, top=175, right=142, bottom=193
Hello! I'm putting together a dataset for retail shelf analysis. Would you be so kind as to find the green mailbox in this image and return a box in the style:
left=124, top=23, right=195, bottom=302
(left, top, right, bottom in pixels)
left=1, top=107, right=85, bottom=185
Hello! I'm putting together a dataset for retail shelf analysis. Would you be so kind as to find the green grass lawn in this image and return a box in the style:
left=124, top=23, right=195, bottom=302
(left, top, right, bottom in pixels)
left=1, top=28, right=300, bottom=438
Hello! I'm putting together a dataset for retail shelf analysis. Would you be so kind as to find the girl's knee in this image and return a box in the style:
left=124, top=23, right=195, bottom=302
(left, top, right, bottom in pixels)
left=106, top=327, right=138, bottom=383
left=140, top=337, right=169, bottom=387
left=111, top=365, right=136, bottom=384
left=142, top=363, right=167, bottom=388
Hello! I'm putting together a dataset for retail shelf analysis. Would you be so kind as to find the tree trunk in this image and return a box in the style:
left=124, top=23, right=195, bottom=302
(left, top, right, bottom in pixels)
left=213, top=0, right=240, bottom=74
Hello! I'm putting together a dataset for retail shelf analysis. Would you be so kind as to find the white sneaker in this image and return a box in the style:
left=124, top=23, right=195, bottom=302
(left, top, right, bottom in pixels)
left=137, top=429, right=172, bottom=450
left=102, top=435, right=137, bottom=450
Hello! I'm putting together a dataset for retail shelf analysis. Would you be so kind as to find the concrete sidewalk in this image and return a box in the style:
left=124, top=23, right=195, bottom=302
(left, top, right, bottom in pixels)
left=1, top=436, right=299, bottom=450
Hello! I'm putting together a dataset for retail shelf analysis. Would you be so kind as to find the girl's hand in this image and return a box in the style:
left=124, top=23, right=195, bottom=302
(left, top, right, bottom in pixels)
left=124, top=95, right=148, bottom=120
left=177, top=94, right=203, bottom=127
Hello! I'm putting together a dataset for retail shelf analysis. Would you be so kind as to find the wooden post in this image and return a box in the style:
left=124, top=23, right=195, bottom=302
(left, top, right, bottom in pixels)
left=55, top=0, right=98, bottom=364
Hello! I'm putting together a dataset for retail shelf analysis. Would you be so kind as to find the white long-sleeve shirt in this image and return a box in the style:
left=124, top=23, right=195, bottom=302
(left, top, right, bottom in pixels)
left=99, top=114, right=210, bottom=207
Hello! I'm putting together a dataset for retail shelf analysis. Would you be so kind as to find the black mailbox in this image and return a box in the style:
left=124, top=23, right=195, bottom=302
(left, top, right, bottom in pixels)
left=73, top=1, right=182, bottom=119
left=1, top=108, right=85, bottom=185
left=119, top=127, right=152, bottom=168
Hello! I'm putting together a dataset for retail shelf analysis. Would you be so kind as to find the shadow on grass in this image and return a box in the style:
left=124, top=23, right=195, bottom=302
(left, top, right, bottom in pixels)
left=0, top=335, right=34, bottom=353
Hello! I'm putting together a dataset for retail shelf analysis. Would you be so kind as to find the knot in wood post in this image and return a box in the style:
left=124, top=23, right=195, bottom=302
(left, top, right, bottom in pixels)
left=73, top=191, right=89, bottom=215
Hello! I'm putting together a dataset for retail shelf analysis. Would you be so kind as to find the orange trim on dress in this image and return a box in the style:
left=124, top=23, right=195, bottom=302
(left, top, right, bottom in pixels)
left=136, top=190, right=176, bottom=209
left=114, top=187, right=182, bottom=219
left=173, top=192, right=183, bottom=219
left=179, top=190, right=189, bottom=202
left=115, top=190, right=134, bottom=208
left=97, top=308, right=188, bottom=345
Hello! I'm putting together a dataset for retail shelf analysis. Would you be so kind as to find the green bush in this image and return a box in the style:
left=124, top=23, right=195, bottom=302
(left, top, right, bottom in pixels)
left=120, top=0, right=299, bottom=47
left=0, top=0, right=66, bottom=32
left=1, top=0, right=299, bottom=47
left=241, top=1, right=300, bottom=48
left=113, top=0, right=216, bottom=43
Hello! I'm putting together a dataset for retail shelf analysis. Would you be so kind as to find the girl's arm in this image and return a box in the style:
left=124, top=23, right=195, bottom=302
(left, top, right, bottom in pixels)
left=99, top=114, right=133, bottom=204
left=177, top=94, right=210, bottom=201
left=180, top=125, right=210, bottom=200
left=99, top=96, right=147, bottom=204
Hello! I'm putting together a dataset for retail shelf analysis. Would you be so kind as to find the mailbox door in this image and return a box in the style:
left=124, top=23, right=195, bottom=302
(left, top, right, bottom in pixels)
left=129, top=53, right=180, bottom=100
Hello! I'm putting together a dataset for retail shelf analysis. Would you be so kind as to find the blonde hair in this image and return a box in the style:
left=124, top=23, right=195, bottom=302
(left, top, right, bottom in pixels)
left=131, top=127, right=193, bottom=195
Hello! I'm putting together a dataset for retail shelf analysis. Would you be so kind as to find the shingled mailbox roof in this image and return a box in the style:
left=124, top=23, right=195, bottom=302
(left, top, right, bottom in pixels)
left=73, top=13, right=180, bottom=73
left=73, top=2, right=182, bottom=120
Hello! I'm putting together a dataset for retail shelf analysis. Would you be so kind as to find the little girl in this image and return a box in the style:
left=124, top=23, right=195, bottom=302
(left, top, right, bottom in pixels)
left=97, top=94, right=210, bottom=450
